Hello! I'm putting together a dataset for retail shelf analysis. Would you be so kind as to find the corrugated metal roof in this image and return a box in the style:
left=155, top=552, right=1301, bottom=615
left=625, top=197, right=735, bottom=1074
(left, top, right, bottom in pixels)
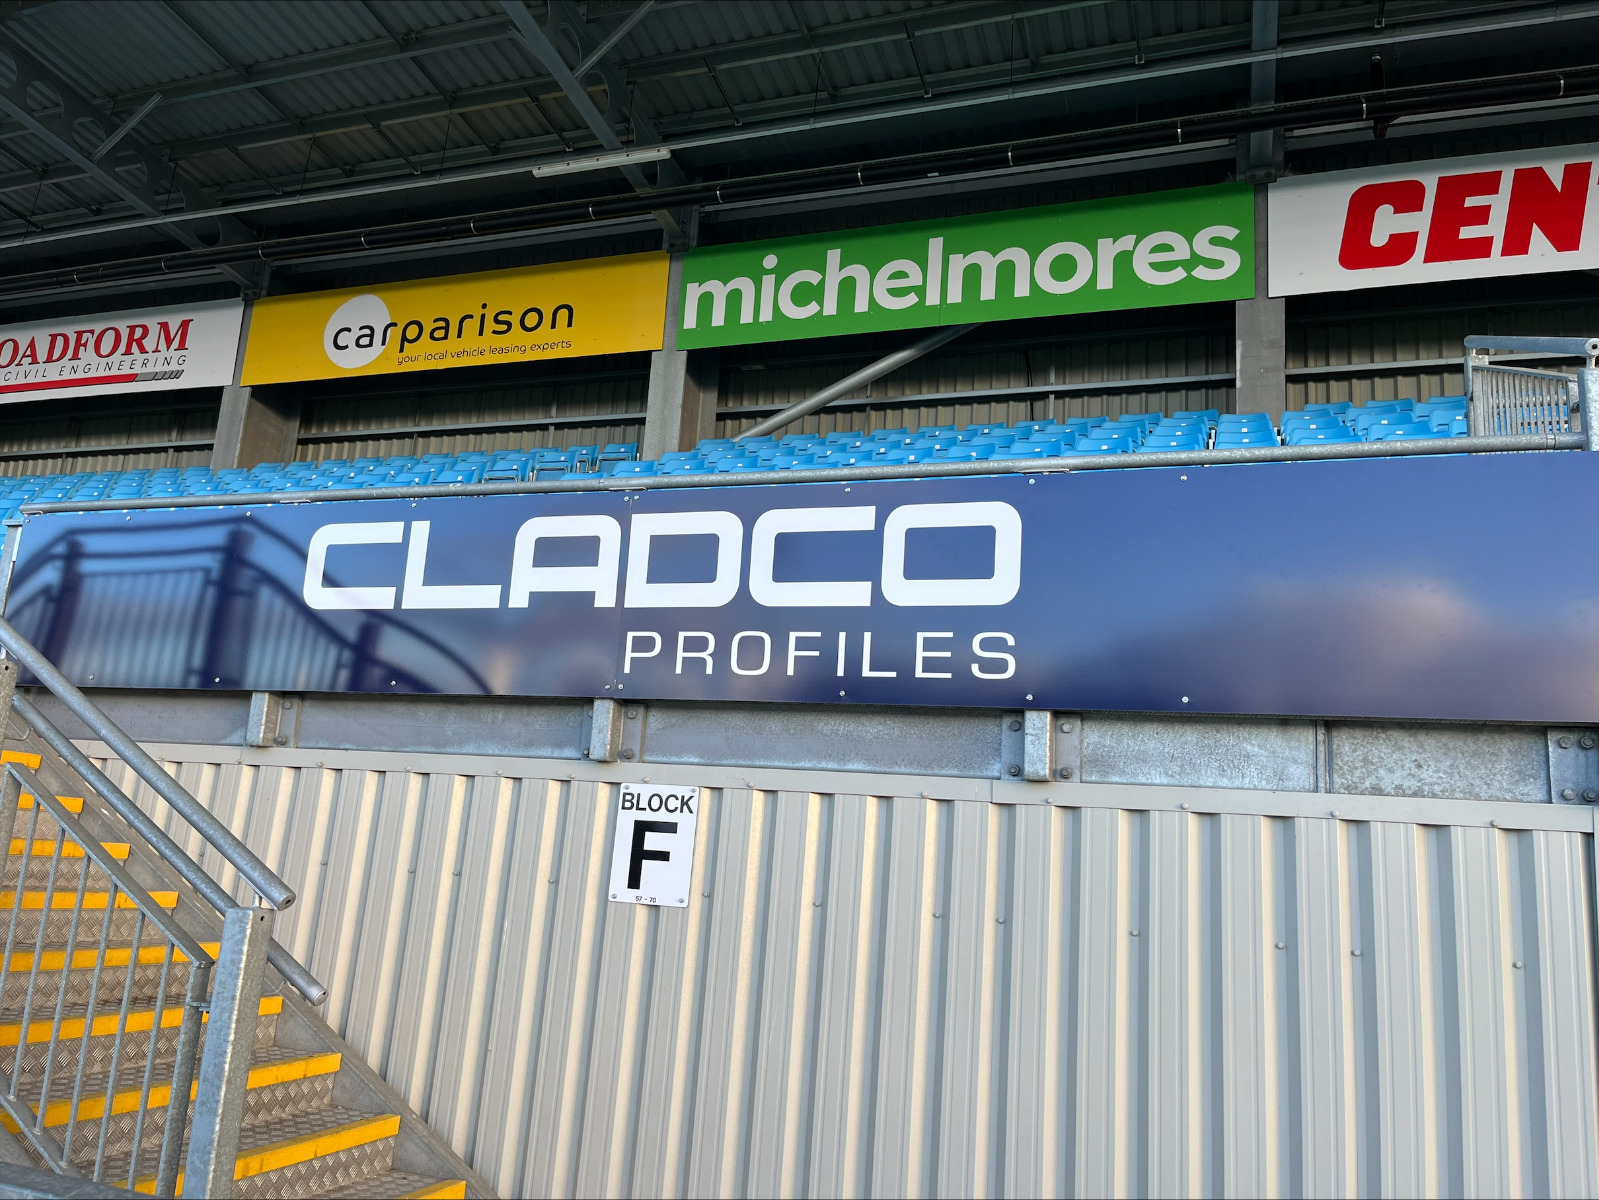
left=0, top=0, right=1571, bottom=253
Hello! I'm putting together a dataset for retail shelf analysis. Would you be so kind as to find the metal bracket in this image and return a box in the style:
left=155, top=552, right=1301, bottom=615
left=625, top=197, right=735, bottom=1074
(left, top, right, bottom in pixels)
left=1547, top=728, right=1599, bottom=804
left=1053, top=713, right=1082, bottom=784
left=246, top=691, right=282, bottom=748
left=1022, top=710, right=1055, bottom=781
left=588, top=697, right=623, bottom=762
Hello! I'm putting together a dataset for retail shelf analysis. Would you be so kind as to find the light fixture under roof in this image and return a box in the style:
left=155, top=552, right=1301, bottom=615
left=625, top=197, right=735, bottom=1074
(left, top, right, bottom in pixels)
left=530, top=146, right=672, bottom=178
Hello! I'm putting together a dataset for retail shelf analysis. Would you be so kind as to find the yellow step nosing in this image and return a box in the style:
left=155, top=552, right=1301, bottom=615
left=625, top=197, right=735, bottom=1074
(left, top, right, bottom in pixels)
left=17, top=793, right=86, bottom=814
left=7, top=1051, right=340, bottom=1130
left=4, top=940, right=219, bottom=973
left=402, top=1182, right=468, bottom=1200
left=6, top=838, right=131, bottom=860
left=0, top=889, right=176, bottom=911
left=0, top=993, right=281, bottom=1048
left=136, top=1113, right=401, bottom=1192
left=2, top=751, right=41, bottom=770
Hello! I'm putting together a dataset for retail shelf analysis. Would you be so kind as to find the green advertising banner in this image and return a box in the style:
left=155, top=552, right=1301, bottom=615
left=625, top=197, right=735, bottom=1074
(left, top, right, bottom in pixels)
left=678, top=182, right=1255, bottom=349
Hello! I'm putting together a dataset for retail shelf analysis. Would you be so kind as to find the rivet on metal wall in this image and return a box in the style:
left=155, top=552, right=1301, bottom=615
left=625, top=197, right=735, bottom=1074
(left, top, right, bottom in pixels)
left=1559, top=734, right=1574, bottom=748
left=626, top=709, right=638, bottom=719
left=1586, top=789, right=1597, bottom=802
left=1008, top=764, right=1021, bottom=776
left=1008, top=719, right=1022, bottom=731
left=1563, top=788, right=1577, bottom=801
left=621, top=749, right=635, bottom=760
left=1352, top=949, right=1362, bottom=956
left=1275, top=941, right=1285, bottom=949
left=1513, top=960, right=1524, bottom=969
left=1583, top=735, right=1597, bottom=748
left=1058, top=721, right=1072, bottom=732
left=1058, top=766, right=1072, bottom=779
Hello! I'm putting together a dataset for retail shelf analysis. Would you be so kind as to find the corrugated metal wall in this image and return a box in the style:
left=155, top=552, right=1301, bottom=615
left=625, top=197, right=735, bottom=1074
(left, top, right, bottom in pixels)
left=294, top=359, right=651, bottom=461
left=88, top=744, right=1599, bottom=1199
left=0, top=390, right=218, bottom=476
left=716, top=312, right=1236, bottom=439
left=1286, top=292, right=1599, bottom=411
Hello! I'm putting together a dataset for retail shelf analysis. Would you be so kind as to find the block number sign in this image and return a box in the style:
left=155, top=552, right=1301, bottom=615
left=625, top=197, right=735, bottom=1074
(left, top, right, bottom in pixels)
left=608, top=784, right=701, bottom=907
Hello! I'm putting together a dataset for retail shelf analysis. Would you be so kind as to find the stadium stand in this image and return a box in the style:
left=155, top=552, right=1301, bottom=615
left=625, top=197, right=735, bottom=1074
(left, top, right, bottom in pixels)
left=2, top=401, right=1471, bottom=518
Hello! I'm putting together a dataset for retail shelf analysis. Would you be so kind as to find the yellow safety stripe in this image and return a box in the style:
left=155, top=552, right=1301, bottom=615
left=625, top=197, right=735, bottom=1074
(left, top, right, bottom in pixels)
left=3, top=1052, right=339, bottom=1131
left=0, top=994, right=282, bottom=1048
left=402, top=1182, right=468, bottom=1199
left=0, top=889, right=176, bottom=911
left=6, top=838, right=130, bottom=860
left=2, top=751, right=41, bottom=769
left=136, top=1113, right=401, bottom=1193
left=4, top=940, right=219, bottom=973
left=16, top=794, right=85, bottom=814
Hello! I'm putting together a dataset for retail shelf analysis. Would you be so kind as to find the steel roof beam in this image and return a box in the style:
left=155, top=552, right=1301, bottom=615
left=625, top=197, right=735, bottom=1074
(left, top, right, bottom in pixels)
left=0, top=30, right=254, bottom=286
left=501, top=0, right=688, bottom=237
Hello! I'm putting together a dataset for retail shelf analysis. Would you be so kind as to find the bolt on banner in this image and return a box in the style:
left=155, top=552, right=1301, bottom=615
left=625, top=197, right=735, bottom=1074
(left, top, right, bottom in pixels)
left=1268, top=145, right=1599, bottom=295
left=0, top=300, right=243, bottom=404
left=676, top=182, right=1254, bottom=349
left=240, top=251, right=669, bottom=385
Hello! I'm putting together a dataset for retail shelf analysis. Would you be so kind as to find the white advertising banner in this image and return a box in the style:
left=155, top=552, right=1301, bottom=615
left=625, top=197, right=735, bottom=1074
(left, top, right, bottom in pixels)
left=0, top=299, right=244, bottom=404
left=1269, top=145, right=1599, bottom=295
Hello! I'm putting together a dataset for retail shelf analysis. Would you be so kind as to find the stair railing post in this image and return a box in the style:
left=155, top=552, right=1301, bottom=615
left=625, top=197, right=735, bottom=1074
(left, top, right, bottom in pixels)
left=182, top=905, right=275, bottom=1200
left=155, top=961, right=211, bottom=1197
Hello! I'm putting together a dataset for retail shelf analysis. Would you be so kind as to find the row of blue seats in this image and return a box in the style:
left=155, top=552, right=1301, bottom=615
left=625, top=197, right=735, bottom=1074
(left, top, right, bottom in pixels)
left=604, top=397, right=1469, bottom=475
left=0, top=397, right=1472, bottom=517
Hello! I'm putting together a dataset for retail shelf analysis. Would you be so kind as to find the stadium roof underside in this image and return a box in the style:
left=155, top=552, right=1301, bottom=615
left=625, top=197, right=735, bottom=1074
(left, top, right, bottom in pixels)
left=0, top=0, right=1596, bottom=305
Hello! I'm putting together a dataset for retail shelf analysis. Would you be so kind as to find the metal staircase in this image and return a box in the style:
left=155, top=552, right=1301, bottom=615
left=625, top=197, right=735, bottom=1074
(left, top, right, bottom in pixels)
left=0, top=618, right=488, bottom=1198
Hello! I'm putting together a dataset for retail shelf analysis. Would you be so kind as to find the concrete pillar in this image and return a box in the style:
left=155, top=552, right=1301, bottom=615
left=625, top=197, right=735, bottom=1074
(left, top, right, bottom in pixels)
left=1234, top=187, right=1285, bottom=421
left=642, top=252, right=720, bottom=459
left=210, top=384, right=303, bottom=469
left=208, top=299, right=304, bottom=469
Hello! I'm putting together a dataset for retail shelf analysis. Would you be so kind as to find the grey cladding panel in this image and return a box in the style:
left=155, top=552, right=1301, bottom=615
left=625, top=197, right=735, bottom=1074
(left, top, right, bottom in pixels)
left=641, top=700, right=1002, bottom=777
left=1329, top=721, right=1550, bottom=803
left=1081, top=713, right=1316, bottom=791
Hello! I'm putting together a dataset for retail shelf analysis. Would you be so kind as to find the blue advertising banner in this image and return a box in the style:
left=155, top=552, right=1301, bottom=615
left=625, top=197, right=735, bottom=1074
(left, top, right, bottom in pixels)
left=6, top=453, right=1598, bottom=722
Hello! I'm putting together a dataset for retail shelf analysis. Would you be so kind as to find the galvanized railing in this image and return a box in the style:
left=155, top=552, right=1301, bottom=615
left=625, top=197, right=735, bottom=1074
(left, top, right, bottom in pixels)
left=1465, top=334, right=1599, bottom=446
left=0, top=616, right=325, bottom=1198
left=0, top=757, right=211, bottom=1193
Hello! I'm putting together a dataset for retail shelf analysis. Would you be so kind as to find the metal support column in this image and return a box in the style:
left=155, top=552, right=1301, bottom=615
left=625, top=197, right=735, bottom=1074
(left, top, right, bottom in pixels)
left=183, top=906, right=275, bottom=1199
left=1235, top=187, right=1286, bottom=422
left=643, top=253, right=720, bottom=457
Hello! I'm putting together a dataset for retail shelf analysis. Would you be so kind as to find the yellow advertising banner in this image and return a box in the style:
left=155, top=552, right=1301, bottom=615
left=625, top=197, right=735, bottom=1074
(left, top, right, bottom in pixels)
left=241, top=251, right=669, bottom=384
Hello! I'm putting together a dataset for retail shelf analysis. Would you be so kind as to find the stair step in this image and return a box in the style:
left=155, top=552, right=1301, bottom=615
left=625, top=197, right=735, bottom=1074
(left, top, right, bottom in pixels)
left=15, top=793, right=85, bottom=815
left=0, top=889, right=176, bottom=910
left=7, top=839, right=129, bottom=860
left=4, top=1050, right=340, bottom=1131
left=0, top=994, right=281, bottom=1049
left=332, top=1173, right=469, bottom=1198
left=3, top=940, right=217, bottom=975
left=134, top=1109, right=401, bottom=1195
left=1, top=996, right=280, bottom=1091
left=3, top=751, right=41, bottom=770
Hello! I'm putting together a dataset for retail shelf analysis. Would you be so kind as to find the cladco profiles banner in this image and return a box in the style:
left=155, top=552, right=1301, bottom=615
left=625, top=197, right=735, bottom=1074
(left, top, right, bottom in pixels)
left=241, top=252, right=670, bottom=385
left=677, top=182, right=1256, bottom=349
left=7, top=454, right=1596, bottom=723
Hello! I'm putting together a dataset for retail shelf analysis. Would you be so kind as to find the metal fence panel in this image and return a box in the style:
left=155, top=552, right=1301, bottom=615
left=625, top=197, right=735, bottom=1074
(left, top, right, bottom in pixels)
left=81, top=744, right=1599, bottom=1199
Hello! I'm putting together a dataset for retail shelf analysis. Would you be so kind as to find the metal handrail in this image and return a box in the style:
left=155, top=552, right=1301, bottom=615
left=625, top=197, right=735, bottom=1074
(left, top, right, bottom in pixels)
left=0, top=761, right=211, bottom=1194
left=9, top=696, right=325, bottom=1008
left=0, top=618, right=291, bottom=912
left=1464, top=334, right=1599, bottom=453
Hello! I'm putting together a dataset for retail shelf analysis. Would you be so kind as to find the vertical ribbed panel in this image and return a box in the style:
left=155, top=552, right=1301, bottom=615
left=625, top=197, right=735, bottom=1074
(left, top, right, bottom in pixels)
left=94, top=752, right=1599, bottom=1199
